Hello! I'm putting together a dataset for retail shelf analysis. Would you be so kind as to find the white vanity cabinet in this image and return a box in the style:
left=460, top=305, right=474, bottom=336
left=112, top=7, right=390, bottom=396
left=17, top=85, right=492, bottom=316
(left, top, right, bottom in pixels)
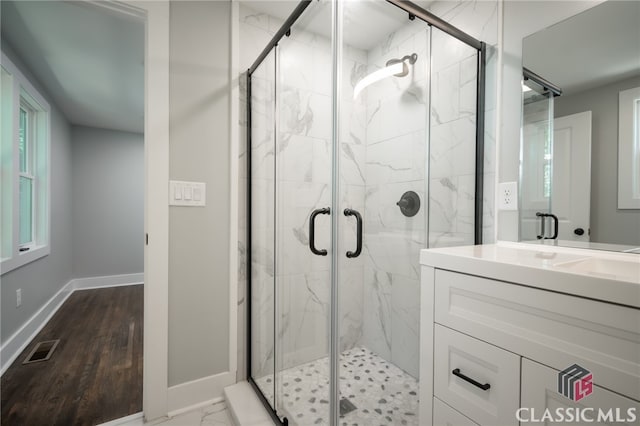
left=419, top=244, right=640, bottom=426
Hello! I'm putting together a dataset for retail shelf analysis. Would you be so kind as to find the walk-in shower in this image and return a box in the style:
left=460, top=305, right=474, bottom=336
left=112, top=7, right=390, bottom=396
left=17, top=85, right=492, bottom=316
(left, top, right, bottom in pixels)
left=246, top=0, right=487, bottom=424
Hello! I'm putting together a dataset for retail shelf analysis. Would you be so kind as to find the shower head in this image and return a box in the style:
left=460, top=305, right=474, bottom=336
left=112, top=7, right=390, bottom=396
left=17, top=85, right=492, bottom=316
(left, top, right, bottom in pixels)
left=385, top=53, right=418, bottom=77
left=352, top=52, right=418, bottom=100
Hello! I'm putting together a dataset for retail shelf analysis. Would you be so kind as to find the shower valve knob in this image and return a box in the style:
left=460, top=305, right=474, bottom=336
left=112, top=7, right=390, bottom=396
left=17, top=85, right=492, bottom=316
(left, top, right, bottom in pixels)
left=396, top=191, right=420, bottom=217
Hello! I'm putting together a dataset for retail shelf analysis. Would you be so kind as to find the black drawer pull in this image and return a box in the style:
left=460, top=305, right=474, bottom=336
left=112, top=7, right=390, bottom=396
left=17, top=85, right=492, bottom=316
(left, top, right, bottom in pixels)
left=452, top=368, right=491, bottom=391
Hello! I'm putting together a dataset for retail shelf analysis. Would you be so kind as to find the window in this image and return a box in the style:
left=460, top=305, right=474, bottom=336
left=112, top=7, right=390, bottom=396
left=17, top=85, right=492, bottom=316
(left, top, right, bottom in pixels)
left=1, top=52, right=50, bottom=274
left=618, top=86, right=640, bottom=209
left=19, top=104, right=35, bottom=247
left=634, top=98, right=640, bottom=198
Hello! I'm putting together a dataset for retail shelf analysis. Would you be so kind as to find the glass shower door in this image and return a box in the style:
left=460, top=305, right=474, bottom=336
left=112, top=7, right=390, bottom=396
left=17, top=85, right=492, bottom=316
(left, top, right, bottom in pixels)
left=249, top=49, right=277, bottom=410
left=334, top=2, right=429, bottom=424
left=334, top=4, right=480, bottom=425
left=273, top=1, right=333, bottom=423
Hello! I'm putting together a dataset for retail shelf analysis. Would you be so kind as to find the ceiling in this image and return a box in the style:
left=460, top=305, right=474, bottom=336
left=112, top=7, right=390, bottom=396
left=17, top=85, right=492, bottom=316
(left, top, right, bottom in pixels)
left=523, top=0, right=640, bottom=96
left=242, top=0, right=434, bottom=51
left=1, top=1, right=144, bottom=133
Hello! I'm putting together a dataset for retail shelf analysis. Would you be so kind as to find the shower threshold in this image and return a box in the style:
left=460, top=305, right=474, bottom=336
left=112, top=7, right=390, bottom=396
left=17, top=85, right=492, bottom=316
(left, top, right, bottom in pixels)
left=255, top=346, right=419, bottom=426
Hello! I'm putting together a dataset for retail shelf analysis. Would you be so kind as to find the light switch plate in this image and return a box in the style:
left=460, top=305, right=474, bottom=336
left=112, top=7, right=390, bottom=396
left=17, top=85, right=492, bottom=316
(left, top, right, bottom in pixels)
left=170, top=180, right=206, bottom=206
left=498, top=181, right=518, bottom=211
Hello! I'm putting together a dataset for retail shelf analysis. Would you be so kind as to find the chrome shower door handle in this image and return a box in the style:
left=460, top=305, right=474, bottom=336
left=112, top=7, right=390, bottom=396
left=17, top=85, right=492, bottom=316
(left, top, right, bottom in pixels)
left=309, top=207, right=330, bottom=256
left=344, top=208, right=362, bottom=258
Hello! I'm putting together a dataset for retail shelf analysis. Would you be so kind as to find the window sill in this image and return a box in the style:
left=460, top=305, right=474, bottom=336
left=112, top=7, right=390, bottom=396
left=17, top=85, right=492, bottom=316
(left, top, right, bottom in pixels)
left=1, top=245, right=50, bottom=275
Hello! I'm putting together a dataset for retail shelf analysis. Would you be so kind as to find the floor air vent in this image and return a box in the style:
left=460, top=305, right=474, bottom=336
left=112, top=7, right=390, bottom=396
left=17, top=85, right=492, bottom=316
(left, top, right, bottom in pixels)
left=23, top=339, right=60, bottom=364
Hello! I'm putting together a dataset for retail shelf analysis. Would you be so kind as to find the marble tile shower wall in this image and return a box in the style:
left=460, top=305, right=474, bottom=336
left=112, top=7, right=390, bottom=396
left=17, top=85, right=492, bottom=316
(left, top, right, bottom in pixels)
left=360, top=20, right=429, bottom=379
left=426, top=0, right=499, bottom=246
left=358, top=0, right=499, bottom=379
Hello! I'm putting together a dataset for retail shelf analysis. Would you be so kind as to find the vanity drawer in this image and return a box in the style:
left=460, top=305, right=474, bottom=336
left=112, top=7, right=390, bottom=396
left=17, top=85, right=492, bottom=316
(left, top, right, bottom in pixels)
left=434, top=324, right=520, bottom=426
left=521, top=358, right=640, bottom=424
left=434, top=269, right=640, bottom=401
left=433, top=397, right=478, bottom=426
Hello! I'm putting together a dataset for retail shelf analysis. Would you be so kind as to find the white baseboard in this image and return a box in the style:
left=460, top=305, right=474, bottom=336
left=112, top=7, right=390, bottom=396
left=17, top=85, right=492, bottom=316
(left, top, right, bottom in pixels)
left=167, top=371, right=236, bottom=416
left=70, top=273, right=144, bottom=291
left=0, top=272, right=143, bottom=375
left=0, top=279, right=74, bottom=375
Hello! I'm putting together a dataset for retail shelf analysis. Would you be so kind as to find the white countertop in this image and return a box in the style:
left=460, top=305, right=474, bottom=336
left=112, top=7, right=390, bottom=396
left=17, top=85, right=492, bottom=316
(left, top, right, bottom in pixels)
left=420, top=242, right=640, bottom=309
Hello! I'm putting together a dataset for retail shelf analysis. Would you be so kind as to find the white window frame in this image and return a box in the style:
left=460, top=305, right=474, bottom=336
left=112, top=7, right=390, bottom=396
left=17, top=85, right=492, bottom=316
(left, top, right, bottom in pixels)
left=1, top=51, right=51, bottom=274
left=618, top=86, right=640, bottom=209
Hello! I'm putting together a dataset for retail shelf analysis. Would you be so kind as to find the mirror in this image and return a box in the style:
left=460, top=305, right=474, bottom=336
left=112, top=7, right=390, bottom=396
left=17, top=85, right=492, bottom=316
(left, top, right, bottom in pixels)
left=519, top=0, right=640, bottom=252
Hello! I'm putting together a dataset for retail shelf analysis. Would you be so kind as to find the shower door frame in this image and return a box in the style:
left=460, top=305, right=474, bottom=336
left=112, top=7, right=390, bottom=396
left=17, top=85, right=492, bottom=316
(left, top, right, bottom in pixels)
left=245, top=1, right=488, bottom=424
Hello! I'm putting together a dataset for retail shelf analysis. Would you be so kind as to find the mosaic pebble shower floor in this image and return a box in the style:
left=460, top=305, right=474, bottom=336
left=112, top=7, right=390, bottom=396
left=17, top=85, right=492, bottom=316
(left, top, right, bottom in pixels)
left=255, top=346, right=419, bottom=426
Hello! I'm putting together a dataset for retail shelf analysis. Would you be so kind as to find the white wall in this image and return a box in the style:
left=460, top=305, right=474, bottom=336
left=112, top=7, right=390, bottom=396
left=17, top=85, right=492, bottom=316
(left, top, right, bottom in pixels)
left=168, top=0, right=232, bottom=387
left=554, top=75, right=640, bottom=245
left=498, top=0, right=605, bottom=240
left=0, top=43, right=74, bottom=345
left=71, top=126, right=144, bottom=277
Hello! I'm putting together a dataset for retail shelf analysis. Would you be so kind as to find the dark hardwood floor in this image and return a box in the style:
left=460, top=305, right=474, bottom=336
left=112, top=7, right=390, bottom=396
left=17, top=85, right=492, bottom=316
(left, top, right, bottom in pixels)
left=1, top=285, right=143, bottom=426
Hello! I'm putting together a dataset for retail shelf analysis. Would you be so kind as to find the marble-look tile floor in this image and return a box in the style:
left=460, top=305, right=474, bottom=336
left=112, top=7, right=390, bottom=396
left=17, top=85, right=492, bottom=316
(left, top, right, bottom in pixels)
left=105, top=401, right=234, bottom=426
left=256, top=346, right=419, bottom=426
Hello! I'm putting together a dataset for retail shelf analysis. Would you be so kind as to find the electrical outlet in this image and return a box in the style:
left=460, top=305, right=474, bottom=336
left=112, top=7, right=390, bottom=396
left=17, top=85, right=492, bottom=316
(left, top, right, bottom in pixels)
left=16, top=289, right=22, bottom=307
left=498, top=182, right=518, bottom=211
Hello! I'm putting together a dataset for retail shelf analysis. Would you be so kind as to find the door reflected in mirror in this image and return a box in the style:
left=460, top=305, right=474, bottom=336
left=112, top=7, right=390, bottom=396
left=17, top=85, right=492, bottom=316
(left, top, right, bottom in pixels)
left=519, top=0, right=640, bottom=252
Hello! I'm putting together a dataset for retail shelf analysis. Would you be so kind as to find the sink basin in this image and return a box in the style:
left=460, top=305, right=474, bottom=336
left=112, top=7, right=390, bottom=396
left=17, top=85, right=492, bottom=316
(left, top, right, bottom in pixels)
left=554, top=257, right=640, bottom=282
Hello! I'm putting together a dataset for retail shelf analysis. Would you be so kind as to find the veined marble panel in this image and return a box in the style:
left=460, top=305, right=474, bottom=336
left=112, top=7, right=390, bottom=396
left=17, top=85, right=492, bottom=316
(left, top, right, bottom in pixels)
left=456, top=173, right=476, bottom=235
left=237, top=278, right=247, bottom=381
left=428, top=176, right=458, bottom=234
left=239, top=9, right=274, bottom=71
left=240, top=4, right=269, bottom=31
left=276, top=270, right=330, bottom=370
left=428, top=231, right=473, bottom=248
left=277, top=133, right=314, bottom=184
left=279, top=38, right=316, bottom=93
left=460, top=54, right=479, bottom=117
left=277, top=181, right=331, bottom=276
left=428, top=0, right=499, bottom=46
left=279, top=86, right=332, bottom=142
left=364, top=181, right=427, bottom=235
left=366, top=91, right=427, bottom=146
left=339, top=99, right=366, bottom=146
left=431, top=61, right=461, bottom=125
left=365, top=130, right=426, bottom=186
left=340, top=142, right=366, bottom=186
left=362, top=267, right=392, bottom=360
left=429, top=115, right=476, bottom=179
left=311, top=138, right=332, bottom=185
left=363, top=231, right=423, bottom=281
left=251, top=275, right=275, bottom=379
left=390, top=274, right=420, bottom=378
left=250, top=178, right=274, bottom=236
left=338, top=266, right=364, bottom=352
